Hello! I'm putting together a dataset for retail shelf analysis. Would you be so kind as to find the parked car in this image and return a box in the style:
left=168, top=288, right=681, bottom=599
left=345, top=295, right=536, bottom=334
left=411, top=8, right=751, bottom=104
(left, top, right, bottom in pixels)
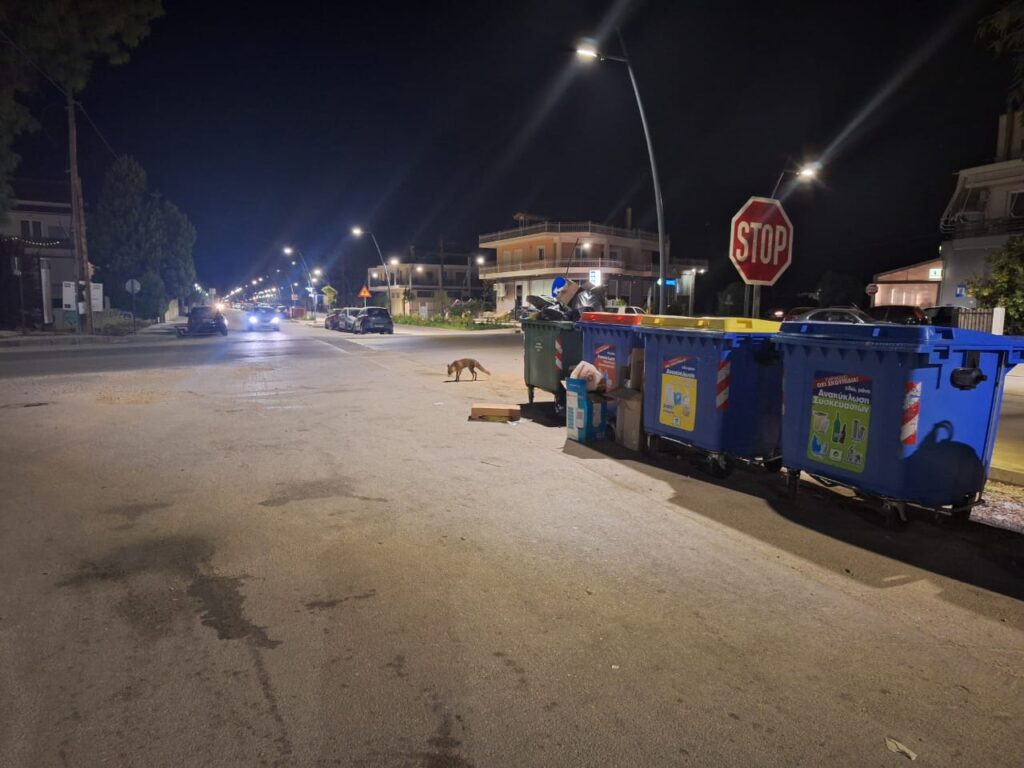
left=794, top=307, right=877, bottom=324
left=246, top=306, right=282, bottom=331
left=275, top=305, right=289, bottom=316
left=182, top=305, right=228, bottom=336
left=923, top=306, right=958, bottom=327
left=607, top=306, right=646, bottom=315
left=353, top=306, right=394, bottom=334
left=866, top=305, right=927, bottom=325
left=337, top=307, right=363, bottom=332
left=324, top=309, right=346, bottom=330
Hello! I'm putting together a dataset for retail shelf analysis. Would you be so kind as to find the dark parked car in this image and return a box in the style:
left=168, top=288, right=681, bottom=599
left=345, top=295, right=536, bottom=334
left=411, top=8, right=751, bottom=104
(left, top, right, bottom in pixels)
left=353, top=306, right=394, bottom=334
left=794, top=307, right=877, bottom=324
left=923, top=306, right=958, bottom=327
left=183, top=305, right=228, bottom=336
left=866, top=305, right=926, bottom=325
left=324, top=309, right=346, bottom=330
left=246, top=306, right=282, bottom=331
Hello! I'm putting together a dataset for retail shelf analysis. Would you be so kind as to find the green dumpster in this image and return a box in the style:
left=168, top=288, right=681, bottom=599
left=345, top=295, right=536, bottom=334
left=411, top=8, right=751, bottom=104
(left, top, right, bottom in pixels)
left=522, top=319, right=582, bottom=409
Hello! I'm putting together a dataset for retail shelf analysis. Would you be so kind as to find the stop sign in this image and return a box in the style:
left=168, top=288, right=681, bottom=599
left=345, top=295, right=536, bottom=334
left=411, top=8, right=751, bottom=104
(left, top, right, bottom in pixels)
left=729, top=196, right=794, bottom=286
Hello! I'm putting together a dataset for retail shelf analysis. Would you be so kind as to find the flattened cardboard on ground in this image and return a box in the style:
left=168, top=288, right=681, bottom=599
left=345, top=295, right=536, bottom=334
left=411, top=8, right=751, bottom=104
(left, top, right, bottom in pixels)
left=469, top=403, right=521, bottom=422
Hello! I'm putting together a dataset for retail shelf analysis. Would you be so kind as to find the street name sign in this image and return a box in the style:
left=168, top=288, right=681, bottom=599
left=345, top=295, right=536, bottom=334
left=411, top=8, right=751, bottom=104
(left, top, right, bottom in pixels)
left=729, top=196, right=794, bottom=286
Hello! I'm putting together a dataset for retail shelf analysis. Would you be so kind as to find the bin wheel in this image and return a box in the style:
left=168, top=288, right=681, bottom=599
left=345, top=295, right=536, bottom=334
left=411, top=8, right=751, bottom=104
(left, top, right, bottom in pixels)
left=881, top=501, right=908, bottom=531
left=528, top=386, right=535, bottom=404
left=708, top=454, right=732, bottom=479
left=785, top=470, right=800, bottom=499
left=763, top=456, right=783, bottom=474
left=644, top=433, right=660, bottom=455
left=554, top=389, right=566, bottom=415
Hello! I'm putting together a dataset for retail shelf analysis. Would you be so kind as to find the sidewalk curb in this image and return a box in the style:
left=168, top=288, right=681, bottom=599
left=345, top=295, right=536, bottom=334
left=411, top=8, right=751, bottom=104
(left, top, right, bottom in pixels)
left=989, top=465, right=1024, bottom=487
left=0, top=332, right=176, bottom=349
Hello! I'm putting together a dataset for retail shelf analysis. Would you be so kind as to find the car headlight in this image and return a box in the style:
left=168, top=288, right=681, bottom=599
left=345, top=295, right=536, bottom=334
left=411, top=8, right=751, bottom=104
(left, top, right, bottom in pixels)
left=271, top=316, right=280, bottom=324
left=248, top=316, right=258, bottom=324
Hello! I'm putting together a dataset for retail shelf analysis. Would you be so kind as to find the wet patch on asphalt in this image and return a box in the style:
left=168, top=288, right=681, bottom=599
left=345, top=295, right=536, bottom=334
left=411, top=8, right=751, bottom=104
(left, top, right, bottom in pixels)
left=304, top=589, right=377, bottom=611
left=259, top=478, right=387, bottom=507
left=187, top=573, right=281, bottom=648
left=103, top=500, right=171, bottom=523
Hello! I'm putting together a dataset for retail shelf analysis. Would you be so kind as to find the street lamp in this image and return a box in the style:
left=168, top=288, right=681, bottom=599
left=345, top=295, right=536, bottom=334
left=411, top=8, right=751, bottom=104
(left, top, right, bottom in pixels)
left=770, top=162, right=820, bottom=199
left=577, top=30, right=668, bottom=314
left=282, top=245, right=319, bottom=321
left=352, top=226, right=394, bottom=311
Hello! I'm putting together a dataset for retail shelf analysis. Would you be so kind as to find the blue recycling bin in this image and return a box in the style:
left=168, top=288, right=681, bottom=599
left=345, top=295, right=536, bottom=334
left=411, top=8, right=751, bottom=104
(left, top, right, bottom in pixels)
left=774, top=322, right=1024, bottom=508
left=637, top=317, right=783, bottom=461
left=577, top=313, right=644, bottom=416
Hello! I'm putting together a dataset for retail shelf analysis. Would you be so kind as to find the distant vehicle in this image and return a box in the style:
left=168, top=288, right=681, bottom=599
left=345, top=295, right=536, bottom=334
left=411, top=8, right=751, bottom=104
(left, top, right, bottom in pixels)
left=275, top=305, right=289, bottom=316
left=178, top=305, right=227, bottom=337
left=794, top=307, right=877, bottom=324
left=353, top=306, right=394, bottom=334
left=923, top=306, right=958, bottom=327
left=246, top=306, right=282, bottom=331
left=324, top=309, right=346, bottom=330
left=607, top=306, right=646, bottom=315
left=866, top=305, right=926, bottom=325
left=336, top=307, right=362, bottom=332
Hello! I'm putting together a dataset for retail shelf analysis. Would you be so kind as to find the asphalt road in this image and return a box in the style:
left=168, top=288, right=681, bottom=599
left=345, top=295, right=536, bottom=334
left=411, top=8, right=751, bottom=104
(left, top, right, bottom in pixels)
left=0, top=317, right=1022, bottom=767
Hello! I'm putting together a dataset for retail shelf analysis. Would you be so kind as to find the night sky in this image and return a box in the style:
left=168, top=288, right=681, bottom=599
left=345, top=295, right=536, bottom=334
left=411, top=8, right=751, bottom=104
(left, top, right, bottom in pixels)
left=12, top=0, right=1009, bottom=307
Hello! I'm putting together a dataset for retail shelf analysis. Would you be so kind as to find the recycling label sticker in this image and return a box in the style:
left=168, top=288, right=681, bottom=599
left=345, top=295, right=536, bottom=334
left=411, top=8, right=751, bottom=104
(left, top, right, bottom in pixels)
left=594, top=343, right=617, bottom=389
left=659, top=355, right=697, bottom=432
left=807, top=372, right=871, bottom=473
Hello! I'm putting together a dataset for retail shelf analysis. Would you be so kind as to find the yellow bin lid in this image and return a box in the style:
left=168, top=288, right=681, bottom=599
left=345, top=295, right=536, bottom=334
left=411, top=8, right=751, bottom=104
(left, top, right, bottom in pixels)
left=639, top=315, right=781, bottom=333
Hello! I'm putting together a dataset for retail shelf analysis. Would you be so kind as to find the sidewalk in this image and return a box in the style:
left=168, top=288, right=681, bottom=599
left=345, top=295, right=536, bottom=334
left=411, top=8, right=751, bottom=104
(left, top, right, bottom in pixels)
left=0, top=322, right=178, bottom=349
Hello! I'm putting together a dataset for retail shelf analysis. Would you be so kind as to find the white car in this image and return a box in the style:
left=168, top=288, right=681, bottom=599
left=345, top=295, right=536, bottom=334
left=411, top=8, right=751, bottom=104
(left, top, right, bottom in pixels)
left=607, top=306, right=646, bottom=315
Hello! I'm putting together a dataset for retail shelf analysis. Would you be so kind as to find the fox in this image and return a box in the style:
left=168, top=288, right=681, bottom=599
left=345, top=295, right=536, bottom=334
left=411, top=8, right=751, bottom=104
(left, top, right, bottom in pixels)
left=447, top=358, right=490, bottom=382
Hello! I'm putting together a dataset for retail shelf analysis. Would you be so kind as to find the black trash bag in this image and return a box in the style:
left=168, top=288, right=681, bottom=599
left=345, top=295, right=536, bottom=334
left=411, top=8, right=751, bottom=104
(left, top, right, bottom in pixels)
left=538, top=305, right=570, bottom=321
left=571, top=286, right=607, bottom=313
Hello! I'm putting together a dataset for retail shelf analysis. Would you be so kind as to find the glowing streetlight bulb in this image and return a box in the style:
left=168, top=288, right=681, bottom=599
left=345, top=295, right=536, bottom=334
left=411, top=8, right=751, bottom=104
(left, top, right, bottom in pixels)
left=351, top=227, right=364, bottom=237
left=576, top=46, right=599, bottom=59
left=313, top=268, right=323, bottom=276
left=283, top=246, right=293, bottom=256
left=798, top=162, right=820, bottom=179
left=476, top=256, right=485, bottom=265
left=389, top=257, right=399, bottom=266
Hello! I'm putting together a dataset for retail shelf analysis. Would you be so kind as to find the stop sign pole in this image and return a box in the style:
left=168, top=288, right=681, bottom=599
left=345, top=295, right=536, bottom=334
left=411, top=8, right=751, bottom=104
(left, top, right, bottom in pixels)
left=728, top=196, right=794, bottom=318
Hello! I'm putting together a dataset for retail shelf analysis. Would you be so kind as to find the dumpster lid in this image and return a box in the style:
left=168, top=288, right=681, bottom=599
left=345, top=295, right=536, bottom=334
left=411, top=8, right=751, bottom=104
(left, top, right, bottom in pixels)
left=521, top=318, right=578, bottom=329
left=639, top=315, right=781, bottom=333
left=775, top=321, right=1024, bottom=351
left=579, top=312, right=645, bottom=326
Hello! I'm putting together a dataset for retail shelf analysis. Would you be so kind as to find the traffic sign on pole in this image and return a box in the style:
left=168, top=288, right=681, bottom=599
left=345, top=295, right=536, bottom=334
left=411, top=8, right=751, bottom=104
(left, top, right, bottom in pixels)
left=729, top=196, right=794, bottom=287
left=865, top=283, right=879, bottom=296
left=357, top=285, right=372, bottom=299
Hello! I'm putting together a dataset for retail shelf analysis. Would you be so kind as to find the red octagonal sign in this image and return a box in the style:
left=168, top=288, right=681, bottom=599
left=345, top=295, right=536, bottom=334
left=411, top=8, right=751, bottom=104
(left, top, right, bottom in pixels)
left=729, top=196, right=794, bottom=286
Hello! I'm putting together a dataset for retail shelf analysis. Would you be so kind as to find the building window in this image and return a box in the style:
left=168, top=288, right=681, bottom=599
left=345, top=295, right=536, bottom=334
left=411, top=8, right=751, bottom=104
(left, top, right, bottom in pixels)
left=1011, top=191, right=1024, bottom=218
left=20, top=220, right=30, bottom=238
left=514, top=248, right=523, bottom=262
left=538, top=246, right=545, bottom=260
left=503, top=250, right=511, bottom=263
left=31, top=221, right=42, bottom=239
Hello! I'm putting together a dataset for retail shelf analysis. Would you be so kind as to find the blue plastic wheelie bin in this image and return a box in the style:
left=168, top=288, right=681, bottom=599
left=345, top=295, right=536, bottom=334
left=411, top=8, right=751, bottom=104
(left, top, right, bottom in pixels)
left=637, top=316, right=784, bottom=474
left=774, top=321, right=1024, bottom=514
left=577, top=312, right=645, bottom=416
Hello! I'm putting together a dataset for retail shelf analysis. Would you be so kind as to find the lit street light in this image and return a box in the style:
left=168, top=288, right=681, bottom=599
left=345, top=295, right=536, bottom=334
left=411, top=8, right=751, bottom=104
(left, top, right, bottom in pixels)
left=282, top=245, right=320, bottom=321
left=352, top=226, right=396, bottom=312
left=577, top=31, right=668, bottom=313
left=770, top=161, right=820, bottom=199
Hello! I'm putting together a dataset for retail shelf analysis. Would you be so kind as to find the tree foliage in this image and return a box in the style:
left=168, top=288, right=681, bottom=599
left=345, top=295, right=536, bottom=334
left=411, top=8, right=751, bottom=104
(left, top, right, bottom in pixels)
left=816, top=271, right=864, bottom=308
left=979, top=1, right=1024, bottom=109
left=968, top=236, right=1024, bottom=334
left=90, top=155, right=196, bottom=318
left=0, top=0, right=163, bottom=215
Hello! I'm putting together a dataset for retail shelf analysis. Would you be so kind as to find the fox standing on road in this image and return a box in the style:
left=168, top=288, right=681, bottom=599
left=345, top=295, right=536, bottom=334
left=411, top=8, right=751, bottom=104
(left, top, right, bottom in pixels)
left=447, top=359, right=490, bottom=381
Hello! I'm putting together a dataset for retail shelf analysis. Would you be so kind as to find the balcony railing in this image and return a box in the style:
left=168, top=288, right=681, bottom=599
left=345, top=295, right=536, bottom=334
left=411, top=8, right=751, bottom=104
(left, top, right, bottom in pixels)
left=940, top=215, right=1024, bottom=238
left=479, top=257, right=691, bottom=279
left=479, top=220, right=663, bottom=245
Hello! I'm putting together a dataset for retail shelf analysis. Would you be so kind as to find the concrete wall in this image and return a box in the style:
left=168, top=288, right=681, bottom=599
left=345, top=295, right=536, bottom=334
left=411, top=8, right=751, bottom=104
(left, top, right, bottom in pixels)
left=939, top=236, right=1007, bottom=306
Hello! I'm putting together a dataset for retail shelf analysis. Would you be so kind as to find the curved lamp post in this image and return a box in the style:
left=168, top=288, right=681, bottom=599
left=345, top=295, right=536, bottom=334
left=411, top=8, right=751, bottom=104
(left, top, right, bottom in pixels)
left=577, top=30, right=667, bottom=313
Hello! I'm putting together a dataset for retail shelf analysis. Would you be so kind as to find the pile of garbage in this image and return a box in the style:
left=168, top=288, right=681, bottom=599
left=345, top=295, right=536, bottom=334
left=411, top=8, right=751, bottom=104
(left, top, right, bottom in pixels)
left=524, top=278, right=606, bottom=321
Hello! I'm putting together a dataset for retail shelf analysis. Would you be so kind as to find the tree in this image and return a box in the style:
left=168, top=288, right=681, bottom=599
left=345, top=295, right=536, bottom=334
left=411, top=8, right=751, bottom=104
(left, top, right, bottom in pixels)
left=89, top=155, right=196, bottom=318
left=968, top=236, right=1024, bottom=334
left=0, top=0, right=164, bottom=216
left=816, top=271, right=864, bottom=308
left=979, top=1, right=1024, bottom=109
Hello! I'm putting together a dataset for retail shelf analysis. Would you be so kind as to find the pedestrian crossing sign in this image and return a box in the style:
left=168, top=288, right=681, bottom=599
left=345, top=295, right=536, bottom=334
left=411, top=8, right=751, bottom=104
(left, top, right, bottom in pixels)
left=358, top=285, right=372, bottom=299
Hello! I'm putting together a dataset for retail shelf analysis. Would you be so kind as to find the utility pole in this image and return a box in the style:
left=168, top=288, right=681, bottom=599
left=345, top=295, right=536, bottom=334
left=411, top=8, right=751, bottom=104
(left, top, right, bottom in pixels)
left=67, top=91, right=94, bottom=334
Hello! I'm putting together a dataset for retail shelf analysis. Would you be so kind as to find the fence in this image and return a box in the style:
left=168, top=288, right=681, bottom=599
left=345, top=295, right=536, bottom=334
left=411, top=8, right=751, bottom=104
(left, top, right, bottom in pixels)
left=954, top=307, right=1005, bottom=335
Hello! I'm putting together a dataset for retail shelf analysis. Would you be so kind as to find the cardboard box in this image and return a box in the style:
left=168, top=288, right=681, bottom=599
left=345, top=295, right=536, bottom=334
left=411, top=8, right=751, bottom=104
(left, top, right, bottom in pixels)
left=609, top=389, right=643, bottom=452
left=470, top=403, right=521, bottom=422
left=566, top=379, right=607, bottom=442
left=628, top=348, right=644, bottom=391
